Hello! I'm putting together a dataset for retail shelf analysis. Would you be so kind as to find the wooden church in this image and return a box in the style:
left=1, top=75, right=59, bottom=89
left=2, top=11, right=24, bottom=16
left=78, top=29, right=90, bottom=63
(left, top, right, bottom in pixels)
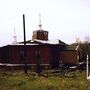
left=0, top=15, right=82, bottom=68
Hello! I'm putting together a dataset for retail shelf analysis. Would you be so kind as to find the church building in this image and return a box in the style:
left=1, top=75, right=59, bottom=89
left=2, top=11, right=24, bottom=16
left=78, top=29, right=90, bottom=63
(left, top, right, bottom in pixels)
left=0, top=15, right=82, bottom=68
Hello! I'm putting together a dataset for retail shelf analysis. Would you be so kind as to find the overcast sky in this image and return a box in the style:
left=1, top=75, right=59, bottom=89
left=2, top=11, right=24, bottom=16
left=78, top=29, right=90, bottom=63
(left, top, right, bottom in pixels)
left=0, top=0, right=90, bottom=46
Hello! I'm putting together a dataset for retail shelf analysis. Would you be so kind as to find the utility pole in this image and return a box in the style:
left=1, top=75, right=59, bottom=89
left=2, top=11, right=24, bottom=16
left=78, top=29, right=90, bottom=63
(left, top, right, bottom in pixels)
left=23, top=14, right=28, bottom=74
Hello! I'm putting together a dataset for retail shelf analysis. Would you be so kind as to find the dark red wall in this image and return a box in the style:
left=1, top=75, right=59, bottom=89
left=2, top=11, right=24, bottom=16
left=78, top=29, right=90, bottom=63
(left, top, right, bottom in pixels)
left=0, top=45, right=79, bottom=66
left=59, top=51, right=78, bottom=65
left=8, top=45, right=52, bottom=65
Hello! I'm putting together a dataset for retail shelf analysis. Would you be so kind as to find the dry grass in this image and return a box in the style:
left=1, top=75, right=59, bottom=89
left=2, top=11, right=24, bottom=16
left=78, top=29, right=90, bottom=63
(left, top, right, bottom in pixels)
left=0, top=70, right=90, bottom=90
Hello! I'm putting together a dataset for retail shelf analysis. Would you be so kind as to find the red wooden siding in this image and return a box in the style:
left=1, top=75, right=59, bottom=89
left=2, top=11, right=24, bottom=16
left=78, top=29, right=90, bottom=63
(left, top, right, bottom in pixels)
left=59, top=51, right=78, bottom=65
left=0, top=45, right=80, bottom=66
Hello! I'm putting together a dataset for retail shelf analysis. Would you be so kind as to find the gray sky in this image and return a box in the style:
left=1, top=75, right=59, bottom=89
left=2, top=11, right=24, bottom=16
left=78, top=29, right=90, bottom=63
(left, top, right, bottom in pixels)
left=0, top=0, right=90, bottom=46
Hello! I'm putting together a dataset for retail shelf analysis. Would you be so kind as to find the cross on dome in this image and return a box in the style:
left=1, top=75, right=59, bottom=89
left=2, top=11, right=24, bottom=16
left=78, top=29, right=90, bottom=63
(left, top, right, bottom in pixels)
left=38, top=13, right=43, bottom=30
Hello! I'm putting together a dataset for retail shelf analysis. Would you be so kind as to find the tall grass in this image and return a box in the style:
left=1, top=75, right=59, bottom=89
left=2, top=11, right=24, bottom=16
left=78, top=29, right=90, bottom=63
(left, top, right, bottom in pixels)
left=0, top=70, right=90, bottom=90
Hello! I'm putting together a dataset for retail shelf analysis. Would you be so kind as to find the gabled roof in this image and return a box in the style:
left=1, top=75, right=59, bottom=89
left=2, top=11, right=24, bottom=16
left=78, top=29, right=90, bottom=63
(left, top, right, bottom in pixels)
left=20, top=39, right=67, bottom=45
left=0, top=39, right=67, bottom=47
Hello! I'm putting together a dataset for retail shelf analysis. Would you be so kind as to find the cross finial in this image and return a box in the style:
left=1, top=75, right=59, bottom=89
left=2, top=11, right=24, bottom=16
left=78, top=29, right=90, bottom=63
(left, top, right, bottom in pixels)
left=14, top=27, right=16, bottom=36
left=39, top=13, right=41, bottom=24
left=38, top=13, right=42, bottom=30
left=12, top=27, right=18, bottom=45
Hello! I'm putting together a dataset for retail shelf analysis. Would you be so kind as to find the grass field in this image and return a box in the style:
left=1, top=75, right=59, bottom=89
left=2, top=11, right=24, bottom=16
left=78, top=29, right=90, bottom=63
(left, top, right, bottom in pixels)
left=0, top=70, right=90, bottom=90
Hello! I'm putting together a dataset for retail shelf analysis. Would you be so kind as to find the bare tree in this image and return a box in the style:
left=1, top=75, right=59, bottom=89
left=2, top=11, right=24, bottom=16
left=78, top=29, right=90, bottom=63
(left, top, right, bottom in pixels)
left=84, top=36, right=90, bottom=43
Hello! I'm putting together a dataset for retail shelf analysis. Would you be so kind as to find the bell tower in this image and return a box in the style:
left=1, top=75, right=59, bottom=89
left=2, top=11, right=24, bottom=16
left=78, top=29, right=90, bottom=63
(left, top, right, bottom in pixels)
left=32, top=14, right=48, bottom=40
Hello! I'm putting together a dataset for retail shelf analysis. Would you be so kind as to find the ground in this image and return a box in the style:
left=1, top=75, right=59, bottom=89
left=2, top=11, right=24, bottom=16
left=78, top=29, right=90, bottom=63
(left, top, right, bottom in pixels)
left=0, top=69, right=90, bottom=90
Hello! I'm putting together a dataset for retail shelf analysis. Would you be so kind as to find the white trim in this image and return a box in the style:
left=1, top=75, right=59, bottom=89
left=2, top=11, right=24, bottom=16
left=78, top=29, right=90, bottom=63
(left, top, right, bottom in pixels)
left=33, top=39, right=59, bottom=44
left=86, top=54, right=90, bottom=80
left=11, top=43, right=39, bottom=46
left=0, top=63, right=50, bottom=67
left=75, top=45, right=79, bottom=50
